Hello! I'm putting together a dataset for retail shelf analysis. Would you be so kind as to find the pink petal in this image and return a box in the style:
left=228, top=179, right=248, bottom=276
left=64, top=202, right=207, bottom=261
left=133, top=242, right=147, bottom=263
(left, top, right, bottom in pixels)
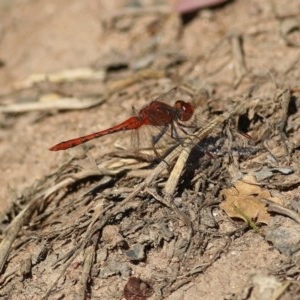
left=175, top=0, right=229, bottom=14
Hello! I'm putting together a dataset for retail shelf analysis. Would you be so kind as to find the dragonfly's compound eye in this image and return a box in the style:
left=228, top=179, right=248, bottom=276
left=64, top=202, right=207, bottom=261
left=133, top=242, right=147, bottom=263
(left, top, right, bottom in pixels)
left=175, top=100, right=194, bottom=121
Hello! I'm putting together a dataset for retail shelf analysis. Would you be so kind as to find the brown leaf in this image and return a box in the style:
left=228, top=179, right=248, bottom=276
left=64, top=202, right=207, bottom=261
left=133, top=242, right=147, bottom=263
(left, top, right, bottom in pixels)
left=220, top=174, right=280, bottom=224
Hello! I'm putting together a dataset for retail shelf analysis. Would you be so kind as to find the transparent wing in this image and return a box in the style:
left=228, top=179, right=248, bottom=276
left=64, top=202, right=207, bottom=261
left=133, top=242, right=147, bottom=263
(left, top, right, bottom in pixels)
left=152, top=87, right=178, bottom=103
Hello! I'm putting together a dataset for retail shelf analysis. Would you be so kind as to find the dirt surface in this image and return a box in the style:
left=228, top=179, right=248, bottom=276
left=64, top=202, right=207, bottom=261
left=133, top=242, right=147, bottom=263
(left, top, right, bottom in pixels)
left=1, top=0, right=300, bottom=299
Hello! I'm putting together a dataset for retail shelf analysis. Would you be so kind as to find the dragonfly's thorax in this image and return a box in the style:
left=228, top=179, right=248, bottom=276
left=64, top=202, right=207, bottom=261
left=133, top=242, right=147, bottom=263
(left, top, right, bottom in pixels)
left=139, top=101, right=175, bottom=126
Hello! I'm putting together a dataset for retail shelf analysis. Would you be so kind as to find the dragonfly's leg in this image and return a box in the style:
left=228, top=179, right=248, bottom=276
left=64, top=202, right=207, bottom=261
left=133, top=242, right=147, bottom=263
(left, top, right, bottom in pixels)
left=152, top=125, right=168, bottom=145
left=176, top=121, right=196, bottom=135
left=151, top=126, right=168, bottom=159
left=177, top=125, right=189, bottom=135
left=177, top=121, right=194, bottom=128
left=170, top=123, right=183, bottom=142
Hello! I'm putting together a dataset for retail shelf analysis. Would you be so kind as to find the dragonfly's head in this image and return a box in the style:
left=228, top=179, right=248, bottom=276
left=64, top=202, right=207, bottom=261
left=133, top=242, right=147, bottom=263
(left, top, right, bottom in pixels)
left=174, top=100, right=194, bottom=122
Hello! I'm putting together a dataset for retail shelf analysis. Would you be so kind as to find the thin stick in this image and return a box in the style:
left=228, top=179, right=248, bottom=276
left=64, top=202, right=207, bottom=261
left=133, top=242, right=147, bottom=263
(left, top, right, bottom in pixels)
left=0, top=197, right=40, bottom=273
left=77, top=243, right=97, bottom=300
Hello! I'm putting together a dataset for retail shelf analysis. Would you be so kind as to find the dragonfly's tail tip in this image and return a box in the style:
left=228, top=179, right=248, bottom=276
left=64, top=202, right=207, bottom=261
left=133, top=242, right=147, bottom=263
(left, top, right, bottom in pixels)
left=49, top=145, right=59, bottom=151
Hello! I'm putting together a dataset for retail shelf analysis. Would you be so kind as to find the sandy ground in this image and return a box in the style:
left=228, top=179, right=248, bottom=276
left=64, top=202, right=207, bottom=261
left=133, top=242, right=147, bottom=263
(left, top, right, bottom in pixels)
left=1, top=0, right=300, bottom=299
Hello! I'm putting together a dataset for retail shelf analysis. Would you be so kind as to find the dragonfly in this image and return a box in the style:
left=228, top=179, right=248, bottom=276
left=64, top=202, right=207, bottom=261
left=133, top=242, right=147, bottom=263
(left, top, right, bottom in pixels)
left=49, top=88, right=194, bottom=152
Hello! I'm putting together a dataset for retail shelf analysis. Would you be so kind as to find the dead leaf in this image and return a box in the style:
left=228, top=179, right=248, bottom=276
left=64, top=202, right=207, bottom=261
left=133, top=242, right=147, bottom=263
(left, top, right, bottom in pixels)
left=220, top=174, right=281, bottom=225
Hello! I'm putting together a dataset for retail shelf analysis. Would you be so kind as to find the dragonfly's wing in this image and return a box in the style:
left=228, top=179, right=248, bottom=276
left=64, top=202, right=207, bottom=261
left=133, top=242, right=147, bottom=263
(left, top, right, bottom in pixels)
left=153, top=87, right=178, bottom=103
left=130, top=123, right=173, bottom=150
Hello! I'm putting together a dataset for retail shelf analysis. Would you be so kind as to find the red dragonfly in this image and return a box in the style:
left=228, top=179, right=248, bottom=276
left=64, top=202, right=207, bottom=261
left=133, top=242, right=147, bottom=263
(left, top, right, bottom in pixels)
left=49, top=88, right=194, bottom=151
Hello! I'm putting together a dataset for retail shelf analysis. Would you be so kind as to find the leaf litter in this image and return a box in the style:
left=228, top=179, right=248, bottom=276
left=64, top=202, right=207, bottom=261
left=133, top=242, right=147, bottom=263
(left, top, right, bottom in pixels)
left=1, top=80, right=299, bottom=299
left=220, top=174, right=282, bottom=226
